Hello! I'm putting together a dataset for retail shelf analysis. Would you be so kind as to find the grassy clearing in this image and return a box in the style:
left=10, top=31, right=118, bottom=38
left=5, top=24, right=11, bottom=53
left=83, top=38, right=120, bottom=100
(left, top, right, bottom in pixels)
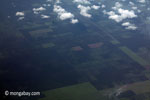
left=52, top=32, right=72, bottom=38
left=119, top=46, right=150, bottom=66
left=125, top=80, right=150, bottom=94
left=110, top=40, right=120, bottom=45
left=22, top=23, right=44, bottom=30
left=42, top=42, right=55, bottom=48
left=121, top=34, right=131, bottom=39
left=38, top=82, right=108, bottom=100
left=144, top=70, right=150, bottom=79
left=29, top=28, right=52, bottom=38
left=29, top=28, right=52, bottom=35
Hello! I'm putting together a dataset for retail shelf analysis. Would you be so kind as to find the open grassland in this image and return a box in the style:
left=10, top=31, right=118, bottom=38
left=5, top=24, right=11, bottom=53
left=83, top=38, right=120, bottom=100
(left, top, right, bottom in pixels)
left=124, top=80, right=150, bottom=94
left=38, top=82, right=108, bottom=100
left=42, top=42, right=55, bottom=48
left=29, top=28, right=52, bottom=38
left=119, top=46, right=150, bottom=67
left=110, top=40, right=120, bottom=45
left=22, top=23, right=44, bottom=30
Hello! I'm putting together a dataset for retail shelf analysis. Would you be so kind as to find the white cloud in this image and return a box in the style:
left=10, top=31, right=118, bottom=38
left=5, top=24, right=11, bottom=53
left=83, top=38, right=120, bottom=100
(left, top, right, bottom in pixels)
left=138, top=0, right=145, bottom=3
left=33, top=7, right=46, bottom=14
left=18, top=17, right=24, bottom=20
left=91, top=5, right=100, bottom=10
left=46, top=0, right=52, bottom=2
left=101, top=4, right=106, bottom=8
left=41, top=14, right=50, bottom=19
left=59, top=12, right=74, bottom=20
left=77, top=5, right=91, bottom=18
left=71, top=19, right=79, bottom=24
left=43, top=4, right=51, bottom=7
left=73, top=0, right=91, bottom=4
left=16, top=12, right=24, bottom=16
left=53, top=5, right=74, bottom=20
left=16, top=12, right=25, bottom=21
left=129, top=2, right=134, bottom=6
left=102, top=10, right=107, bottom=14
left=125, top=25, right=137, bottom=30
left=56, top=0, right=61, bottom=4
left=122, top=22, right=131, bottom=26
left=105, top=8, right=137, bottom=22
left=132, top=6, right=138, bottom=10
left=137, top=9, right=141, bottom=13
left=112, top=2, right=122, bottom=10
left=107, top=12, right=122, bottom=22
left=118, top=8, right=137, bottom=19
left=53, top=5, right=65, bottom=13
left=122, top=22, right=137, bottom=30
left=53, top=5, right=78, bottom=24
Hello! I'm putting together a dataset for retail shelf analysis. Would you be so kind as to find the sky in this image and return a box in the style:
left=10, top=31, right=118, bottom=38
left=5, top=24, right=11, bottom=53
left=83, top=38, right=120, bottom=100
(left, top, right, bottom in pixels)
left=13, top=0, right=150, bottom=30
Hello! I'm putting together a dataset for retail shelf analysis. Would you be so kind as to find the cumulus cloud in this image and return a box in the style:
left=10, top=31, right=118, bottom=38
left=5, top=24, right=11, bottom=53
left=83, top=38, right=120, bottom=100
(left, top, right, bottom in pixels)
left=122, top=22, right=137, bottom=30
left=16, top=12, right=24, bottom=16
left=118, top=8, right=137, bottom=18
left=91, top=5, right=100, bottom=10
left=73, top=0, right=91, bottom=4
left=125, top=25, right=137, bottom=30
left=138, top=0, right=145, bottom=3
left=18, top=17, right=24, bottom=20
left=55, top=0, right=61, bottom=4
left=71, top=19, right=79, bottom=24
left=53, top=5, right=74, bottom=20
left=107, top=11, right=121, bottom=22
left=53, top=5, right=78, bottom=24
left=77, top=5, right=91, bottom=18
left=101, top=4, right=106, bottom=8
left=112, top=2, right=122, bottom=10
left=43, top=4, right=51, bottom=7
left=59, top=12, right=74, bottom=20
left=41, top=14, right=50, bottom=19
left=16, top=12, right=25, bottom=20
left=105, top=8, right=137, bottom=22
left=132, top=6, right=138, bottom=10
left=122, top=22, right=131, bottom=26
left=129, top=1, right=135, bottom=6
left=33, top=7, right=46, bottom=14
left=137, top=9, right=141, bottom=13
left=46, top=0, right=52, bottom=2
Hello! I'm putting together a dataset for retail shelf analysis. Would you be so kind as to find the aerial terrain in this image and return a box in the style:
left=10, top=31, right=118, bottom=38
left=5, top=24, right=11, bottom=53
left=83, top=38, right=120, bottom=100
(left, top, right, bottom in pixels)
left=0, top=0, right=150, bottom=100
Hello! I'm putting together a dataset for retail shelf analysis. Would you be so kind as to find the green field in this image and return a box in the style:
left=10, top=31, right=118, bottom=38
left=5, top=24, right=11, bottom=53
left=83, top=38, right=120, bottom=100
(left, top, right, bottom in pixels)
left=42, top=42, right=55, bottom=48
left=119, top=46, right=150, bottom=67
left=110, top=40, right=120, bottom=45
left=22, top=23, right=44, bottom=30
left=38, top=82, right=108, bottom=100
left=125, top=80, right=150, bottom=94
left=29, top=28, right=52, bottom=38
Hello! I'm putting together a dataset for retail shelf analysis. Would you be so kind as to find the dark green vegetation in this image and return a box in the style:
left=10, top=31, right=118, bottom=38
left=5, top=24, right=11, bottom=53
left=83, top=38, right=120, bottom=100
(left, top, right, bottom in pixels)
left=0, top=0, right=150, bottom=100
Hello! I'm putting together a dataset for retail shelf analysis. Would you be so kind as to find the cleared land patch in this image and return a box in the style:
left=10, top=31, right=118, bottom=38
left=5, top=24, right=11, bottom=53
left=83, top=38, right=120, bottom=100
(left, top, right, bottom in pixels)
left=72, top=46, right=83, bottom=51
left=42, top=42, right=55, bottom=48
left=119, top=46, right=150, bottom=67
left=38, top=82, right=108, bottom=100
left=111, top=40, right=120, bottom=45
left=88, top=42, right=103, bottom=48
left=29, top=28, right=52, bottom=38
left=124, top=80, right=150, bottom=94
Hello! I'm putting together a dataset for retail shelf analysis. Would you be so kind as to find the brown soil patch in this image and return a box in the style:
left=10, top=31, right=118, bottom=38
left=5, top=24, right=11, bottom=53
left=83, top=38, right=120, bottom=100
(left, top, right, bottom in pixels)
left=72, top=46, right=83, bottom=51
left=88, top=42, right=103, bottom=48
